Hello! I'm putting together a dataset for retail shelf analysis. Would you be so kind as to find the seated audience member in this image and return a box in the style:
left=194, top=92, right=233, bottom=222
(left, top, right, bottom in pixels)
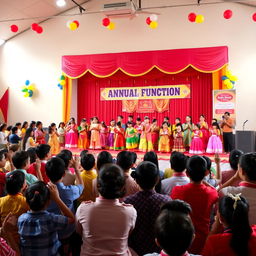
left=8, top=151, right=39, bottom=185
left=124, top=161, right=170, bottom=256
left=4, top=144, right=19, bottom=173
left=161, top=152, right=189, bottom=195
left=144, top=200, right=198, bottom=256
left=171, top=155, right=218, bottom=254
left=163, top=152, right=177, bottom=179
left=116, top=151, right=140, bottom=198
left=9, top=127, right=22, bottom=145
left=76, top=164, right=137, bottom=256
left=46, top=157, right=84, bottom=255
left=18, top=181, right=75, bottom=256
left=203, top=156, right=219, bottom=188
left=0, top=150, right=7, bottom=196
left=220, top=149, right=243, bottom=186
left=78, top=153, right=97, bottom=202
left=220, top=152, right=256, bottom=225
left=26, top=147, right=37, bottom=164
left=27, top=144, right=51, bottom=183
left=202, top=194, right=256, bottom=256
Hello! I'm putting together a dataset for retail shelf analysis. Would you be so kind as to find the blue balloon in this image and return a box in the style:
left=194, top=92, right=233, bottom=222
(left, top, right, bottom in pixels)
left=231, top=80, right=235, bottom=84
left=25, top=80, right=30, bottom=86
left=57, top=84, right=61, bottom=88
left=29, top=91, right=33, bottom=97
left=28, top=90, right=32, bottom=94
left=221, top=76, right=228, bottom=81
left=60, top=85, right=63, bottom=90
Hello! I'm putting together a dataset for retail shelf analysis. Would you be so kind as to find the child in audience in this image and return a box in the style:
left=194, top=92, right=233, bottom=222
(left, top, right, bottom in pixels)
left=4, top=144, right=19, bottom=173
left=58, top=122, right=66, bottom=148
left=35, top=121, right=46, bottom=144
left=158, top=121, right=171, bottom=153
left=29, top=121, right=36, bottom=131
left=203, top=156, right=219, bottom=188
left=76, top=163, right=137, bottom=256
left=15, top=123, right=22, bottom=137
left=89, top=117, right=101, bottom=150
left=219, top=152, right=256, bottom=225
left=78, top=119, right=88, bottom=150
left=151, top=119, right=160, bottom=151
left=0, top=123, right=8, bottom=149
left=144, top=200, right=196, bottom=256
left=161, top=152, right=189, bottom=195
left=0, top=150, right=6, bottom=197
left=134, top=117, right=143, bottom=146
left=172, top=124, right=185, bottom=152
left=46, top=157, right=83, bottom=255
left=48, top=123, right=60, bottom=155
left=18, top=181, right=75, bottom=255
left=23, top=128, right=38, bottom=151
left=206, top=122, right=223, bottom=154
left=139, top=116, right=153, bottom=152
left=78, top=153, right=97, bottom=202
left=100, top=121, right=108, bottom=149
left=21, top=121, right=28, bottom=137
left=9, top=127, right=22, bottom=145
left=203, top=194, right=256, bottom=256
left=107, top=120, right=115, bottom=150
left=189, top=124, right=204, bottom=154
left=65, top=118, right=78, bottom=148
left=124, top=161, right=170, bottom=255
left=27, top=144, right=51, bottom=183
left=114, top=121, right=125, bottom=150
left=26, top=147, right=37, bottom=164
left=171, top=155, right=218, bottom=254
left=125, top=121, right=138, bottom=150
left=116, top=151, right=140, bottom=198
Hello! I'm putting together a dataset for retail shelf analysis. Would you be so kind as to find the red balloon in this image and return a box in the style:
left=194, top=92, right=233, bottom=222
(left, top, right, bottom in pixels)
left=102, top=18, right=110, bottom=27
left=31, top=23, right=38, bottom=31
left=10, top=25, right=18, bottom=33
left=223, top=9, right=233, bottom=19
left=188, top=13, right=197, bottom=22
left=36, top=26, right=43, bottom=34
left=73, top=20, right=79, bottom=28
left=146, top=17, right=151, bottom=25
left=253, top=13, right=256, bottom=22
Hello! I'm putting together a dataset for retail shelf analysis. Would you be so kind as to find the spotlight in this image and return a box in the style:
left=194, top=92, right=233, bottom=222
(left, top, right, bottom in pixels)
left=56, top=0, right=66, bottom=7
left=0, top=39, right=5, bottom=46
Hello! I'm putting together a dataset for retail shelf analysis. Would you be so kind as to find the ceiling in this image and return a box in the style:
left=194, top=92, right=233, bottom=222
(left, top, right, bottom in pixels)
left=0, top=0, right=255, bottom=41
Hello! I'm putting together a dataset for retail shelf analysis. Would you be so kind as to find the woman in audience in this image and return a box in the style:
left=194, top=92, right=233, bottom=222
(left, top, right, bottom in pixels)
left=76, top=163, right=137, bottom=256
left=202, top=194, right=256, bottom=256
left=23, top=128, right=38, bottom=151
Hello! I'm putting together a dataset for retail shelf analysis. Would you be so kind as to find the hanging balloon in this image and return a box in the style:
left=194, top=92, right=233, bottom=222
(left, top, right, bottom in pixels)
left=10, top=25, right=18, bottom=33
left=31, top=23, right=38, bottom=31
left=27, top=84, right=35, bottom=91
left=24, top=92, right=29, bottom=98
left=146, top=17, right=151, bottom=25
left=221, top=75, right=228, bottom=80
left=60, top=80, right=66, bottom=86
left=226, top=83, right=234, bottom=89
left=188, top=13, right=197, bottom=22
left=195, top=15, right=204, bottom=23
left=73, top=20, right=80, bottom=28
left=22, top=87, right=28, bottom=92
left=149, top=21, right=158, bottom=29
left=223, top=10, right=233, bottom=19
left=107, top=22, right=116, bottom=30
left=69, top=22, right=78, bottom=31
left=36, top=26, right=43, bottom=34
left=25, top=80, right=30, bottom=86
left=60, top=75, right=65, bottom=80
left=66, top=20, right=72, bottom=28
left=102, top=18, right=111, bottom=27
left=252, top=13, right=256, bottom=22
left=150, top=14, right=158, bottom=22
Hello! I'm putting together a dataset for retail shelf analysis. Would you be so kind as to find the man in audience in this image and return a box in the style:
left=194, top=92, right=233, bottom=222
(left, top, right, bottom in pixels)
left=144, top=200, right=198, bottom=256
left=171, top=155, right=218, bottom=254
left=124, top=161, right=171, bottom=256
left=161, top=152, right=189, bottom=195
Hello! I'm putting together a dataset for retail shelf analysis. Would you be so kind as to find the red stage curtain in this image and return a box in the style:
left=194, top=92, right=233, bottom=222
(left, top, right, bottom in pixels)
left=0, top=89, right=9, bottom=122
left=77, top=67, right=212, bottom=125
left=63, top=46, right=228, bottom=78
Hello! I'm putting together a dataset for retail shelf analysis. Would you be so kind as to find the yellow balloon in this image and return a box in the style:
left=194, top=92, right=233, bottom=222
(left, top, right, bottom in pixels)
left=149, top=21, right=158, bottom=29
left=60, top=80, right=66, bottom=86
left=69, top=22, right=77, bottom=31
left=195, top=15, right=204, bottom=23
left=226, top=70, right=232, bottom=79
left=27, top=84, right=35, bottom=91
left=223, top=79, right=230, bottom=85
left=232, top=75, right=238, bottom=81
left=107, top=22, right=116, bottom=30
left=226, top=83, right=233, bottom=89
left=24, top=92, right=29, bottom=97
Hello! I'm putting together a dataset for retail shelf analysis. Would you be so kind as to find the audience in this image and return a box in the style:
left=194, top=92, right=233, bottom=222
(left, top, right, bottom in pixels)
left=76, top=163, right=137, bottom=256
left=124, top=161, right=170, bottom=255
left=9, top=126, right=22, bottom=145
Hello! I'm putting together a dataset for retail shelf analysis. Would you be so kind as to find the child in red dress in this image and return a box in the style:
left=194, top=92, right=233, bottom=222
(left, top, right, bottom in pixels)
left=172, top=124, right=185, bottom=152
left=114, top=122, right=125, bottom=150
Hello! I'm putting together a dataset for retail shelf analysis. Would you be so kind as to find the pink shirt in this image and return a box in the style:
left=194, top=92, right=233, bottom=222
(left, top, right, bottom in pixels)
left=124, top=173, right=140, bottom=198
left=76, top=197, right=137, bottom=256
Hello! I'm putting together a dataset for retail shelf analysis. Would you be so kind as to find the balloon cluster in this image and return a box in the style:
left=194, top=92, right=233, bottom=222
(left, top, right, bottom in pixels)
left=10, top=25, right=19, bottom=33
left=222, top=70, right=238, bottom=89
left=22, top=80, right=36, bottom=98
left=146, top=14, right=159, bottom=29
left=57, top=75, right=66, bottom=90
left=188, top=13, right=204, bottom=23
left=31, top=23, right=43, bottom=34
left=67, top=20, right=80, bottom=31
left=102, top=18, right=116, bottom=30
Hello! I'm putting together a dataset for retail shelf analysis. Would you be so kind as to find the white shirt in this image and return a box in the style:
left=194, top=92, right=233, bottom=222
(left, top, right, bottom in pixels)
left=0, top=132, right=7, bottom=144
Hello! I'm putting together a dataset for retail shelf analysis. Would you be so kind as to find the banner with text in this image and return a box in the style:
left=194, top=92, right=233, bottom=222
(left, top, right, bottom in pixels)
left=213, top=90, right=236, bottom=120
left=100, top=85, right=191, bottom=101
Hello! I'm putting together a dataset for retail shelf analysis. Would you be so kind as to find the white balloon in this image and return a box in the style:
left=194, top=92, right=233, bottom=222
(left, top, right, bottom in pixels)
left=150, top=14, right=158, bottom=21
left=66, top=20, right=72, bottom=28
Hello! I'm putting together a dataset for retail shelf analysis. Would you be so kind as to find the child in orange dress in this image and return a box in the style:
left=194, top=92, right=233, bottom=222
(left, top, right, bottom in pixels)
left=89, top=117, right=101, bottom=150
left=78, top=119, right=88, bottom=149
left=158, top=122, right=171, bottom=153
left=48, top=123, right=60, bottom=155
left=114, top=122, right=125, bottom=150
left=172, top=124, right=185, bottom=152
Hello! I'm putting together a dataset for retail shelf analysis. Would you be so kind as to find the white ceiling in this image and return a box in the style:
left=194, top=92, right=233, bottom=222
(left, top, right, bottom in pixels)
left=0, top=0, right=255, bottom=41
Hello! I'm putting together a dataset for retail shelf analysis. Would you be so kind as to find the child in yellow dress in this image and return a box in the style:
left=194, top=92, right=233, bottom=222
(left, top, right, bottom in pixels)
left=158, top=122, right=171, bottom=153
left=48, top=123, right=60, bottom=155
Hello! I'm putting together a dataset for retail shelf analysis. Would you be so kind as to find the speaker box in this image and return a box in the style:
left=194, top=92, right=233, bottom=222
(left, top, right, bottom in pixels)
left=235, top=130, right=256, bottom=153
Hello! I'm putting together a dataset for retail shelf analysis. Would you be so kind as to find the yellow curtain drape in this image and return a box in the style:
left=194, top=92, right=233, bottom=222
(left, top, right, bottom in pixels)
left=62, top=77, right=72, bottom=123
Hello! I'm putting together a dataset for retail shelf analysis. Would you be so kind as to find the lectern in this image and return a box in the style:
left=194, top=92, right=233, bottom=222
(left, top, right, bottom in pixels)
left=235, top=130, right=256, bottom=153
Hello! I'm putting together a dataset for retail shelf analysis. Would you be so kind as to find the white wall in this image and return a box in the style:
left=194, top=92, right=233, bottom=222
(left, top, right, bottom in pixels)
left=0, top=1, right=255, bottom=130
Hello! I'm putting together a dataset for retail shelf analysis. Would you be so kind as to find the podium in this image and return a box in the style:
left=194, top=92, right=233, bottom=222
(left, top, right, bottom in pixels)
left=235, top=130, right=256, bottom=153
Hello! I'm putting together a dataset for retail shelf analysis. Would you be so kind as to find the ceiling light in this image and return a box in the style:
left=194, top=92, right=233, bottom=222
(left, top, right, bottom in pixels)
left=56, top=0, right=66, bottom=7
left=0, top=39, right=6, bottom=46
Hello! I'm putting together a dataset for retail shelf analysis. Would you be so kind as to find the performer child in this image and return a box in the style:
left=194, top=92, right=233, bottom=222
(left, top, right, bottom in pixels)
left=125, top=122, right=138, bottom=150
left=172, top=124, right=185, bottom=152
left=164, top=116, right=171, bottom=127
left=151, top=118, right=160, bottom=151
left=48, top=123, right=60, bottom=155
left=107, top=120, right=115, bottom=150
left=189, top=124, right=204, bottom=154
left=199, top=115, right=209, bottom=150
left=134, top=117, right=143, bottom=146
left=114, top=121, right=125, bottom=150
left=78, top=119, right=88, bottom=149
left=100, top=121, right=109, bottom=149
left=89, top=117, right=101, bottom=150
left=57, top=122, right=65, bottom=148
left=158, top=121, right=171, bottom=153
left=206, top=122, right=223, bottom=154
left=139, top=116, right=154, bottom=152
left=35, top=121, right=46, bottom=144
left=65, top=118, right=78, bottom=148
left=182, top=115, right=194, bottom=151
left=172, top=117, right=181, bottom=133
